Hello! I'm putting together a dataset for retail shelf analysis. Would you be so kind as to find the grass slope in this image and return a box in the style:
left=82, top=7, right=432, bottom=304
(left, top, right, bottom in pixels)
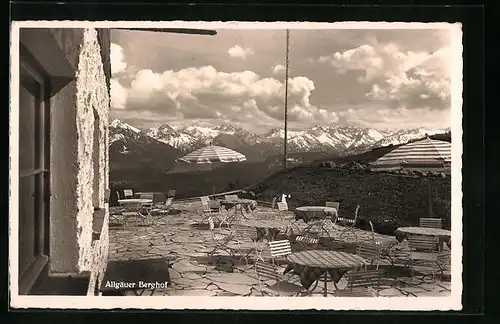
left=248, top=165, right=451, bottom=234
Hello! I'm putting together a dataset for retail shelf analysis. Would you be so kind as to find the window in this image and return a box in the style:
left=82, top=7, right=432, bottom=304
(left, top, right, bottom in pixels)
left=18, top=54, right=50, bottom=295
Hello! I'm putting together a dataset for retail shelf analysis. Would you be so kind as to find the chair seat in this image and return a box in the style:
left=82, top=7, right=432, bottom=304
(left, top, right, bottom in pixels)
left=213, top=233, right=230, bottom=241
left=334, top=287, right=378, bottom=297
left=410, top=251, right=438, bottom=262
left=337, top=217, right=355, bottom=224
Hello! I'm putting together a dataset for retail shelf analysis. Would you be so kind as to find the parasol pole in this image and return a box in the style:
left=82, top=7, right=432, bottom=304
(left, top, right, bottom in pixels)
left=428, top=181, right=433, bottom=218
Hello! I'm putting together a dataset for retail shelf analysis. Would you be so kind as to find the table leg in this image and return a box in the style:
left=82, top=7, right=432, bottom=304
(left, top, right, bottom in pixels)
left=323, top=271, right=328, bottom=297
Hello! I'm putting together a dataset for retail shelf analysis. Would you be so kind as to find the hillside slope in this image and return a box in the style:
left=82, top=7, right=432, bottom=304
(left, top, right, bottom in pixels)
left=248, top=165, right=450, bottom=234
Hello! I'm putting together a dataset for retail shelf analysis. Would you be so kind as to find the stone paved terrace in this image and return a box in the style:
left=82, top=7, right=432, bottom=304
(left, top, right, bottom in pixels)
left=107, top=200, right=451, bottom=297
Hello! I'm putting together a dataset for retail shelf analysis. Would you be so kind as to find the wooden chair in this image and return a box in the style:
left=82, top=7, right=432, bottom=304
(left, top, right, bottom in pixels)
left=254, top=260, right=305, bottom=296
left=337, top=205, right=360, bottom=242
left=167, top=189, right=176, bottom=198
left=356, top=242, right=382, bottom=270
left=408, top=235, right=441, bottom=287
left=334, top=269, right=385, bottom=297
left=419, top=218, right=443, bottom=229
left=206, top=216, right=235, bottom=259
left=295, top=235, right=320, bottom=250
left=231, top=225, right=264, bottom=267
left=200, top=196, right=223, bottom=226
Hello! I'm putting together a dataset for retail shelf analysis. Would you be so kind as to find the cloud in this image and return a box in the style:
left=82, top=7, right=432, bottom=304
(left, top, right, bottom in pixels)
left=110, top=79, right=127, bottom=109
left=111, top=64, right=340, bottom=131
left=318, top=42, right=452, bottom=110
left=110, top=43, right=127, bottom=75
left=228, top=45, right=254, bottom=60
left=337, top=106, right=450, bottom=130
left=272, top=64, right=285, bottom=75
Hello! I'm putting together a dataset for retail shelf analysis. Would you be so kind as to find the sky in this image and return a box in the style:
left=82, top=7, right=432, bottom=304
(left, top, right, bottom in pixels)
left=110, top=25, right=458, bottom=134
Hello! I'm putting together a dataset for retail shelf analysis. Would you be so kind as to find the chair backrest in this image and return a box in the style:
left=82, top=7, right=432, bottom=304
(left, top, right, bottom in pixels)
left=419, top=218, right=442, bottom=229
left=207, top=216, right=215, bottom=231
left=200, top=196, right=210, bottom=206
left=225, top=194, right=238, bottom=200
left=254, top=260, right=278, bottom=282
left=236, top=226, right=257, bottom=241
left=123, top=189, right=134, bottom=198
left=271, top=197, right=277, bottom=209
left=346, top=269, right=385, bottom=293
left=356, top=241, right=381, bottom=261
left=408, top=235, right=439, bottom=252
left=353, top=205, right=360, bottom=222
left=295, top=235, right=320, bottom=246
left=325, top=201, right=340, bottom=210
left=268, top=240, right=292, bottom=258
left=165, top=197, right=173, bottom=207
left=277, top=202, right=288, bottom=211
left=369, top=221, right=376, bottom=242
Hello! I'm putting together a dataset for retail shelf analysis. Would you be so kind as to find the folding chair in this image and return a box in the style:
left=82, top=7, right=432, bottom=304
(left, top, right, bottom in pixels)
left=338, top=205, right=360, bottom=242
left=356, top=241, right=382, bottom=270
left=407, top=235, right=441, bottom=288
left=254, top=260, right=306, bottom=296
left=419, top=218, right=443, bottom=229
left=231, top=225, right=264, bottom=267
left=200, top=196, right=224, bottom=226
left=334, top=269, right=385, bottom=297
left=206, top=216, right=235, bottom=260
left=295, top=235, right=320, bottom=250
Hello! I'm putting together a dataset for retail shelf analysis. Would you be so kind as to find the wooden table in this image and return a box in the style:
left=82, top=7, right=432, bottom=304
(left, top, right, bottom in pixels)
left=395, top=226, right=451, bottom=250
left=285, top=250, right=366, bottom=297
left=219, top=199, right=257, bottom=220
left=99, top=258, right=174, bottom=296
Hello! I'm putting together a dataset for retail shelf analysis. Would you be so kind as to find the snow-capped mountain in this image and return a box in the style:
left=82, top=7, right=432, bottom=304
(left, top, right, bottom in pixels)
left=109, top=119, right=450, bottom=163
left=372, top=127, right=448, bottom=147
left=109, top=119, right=182, bottom=170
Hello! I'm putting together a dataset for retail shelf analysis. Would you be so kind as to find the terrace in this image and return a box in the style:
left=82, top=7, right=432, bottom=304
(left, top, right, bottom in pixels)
left=107, top=199, right=451, bottom=297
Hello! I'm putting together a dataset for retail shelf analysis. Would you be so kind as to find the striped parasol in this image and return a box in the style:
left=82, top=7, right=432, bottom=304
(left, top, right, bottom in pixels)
left=176, top=145, right=247, bottom=197
left=176, top=145, right=247, bottom=164
left=370, top=137, right=451, bottom=172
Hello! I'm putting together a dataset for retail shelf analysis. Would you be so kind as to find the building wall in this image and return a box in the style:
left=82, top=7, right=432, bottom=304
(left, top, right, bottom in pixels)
left=45, top=28, right=110, bottom=294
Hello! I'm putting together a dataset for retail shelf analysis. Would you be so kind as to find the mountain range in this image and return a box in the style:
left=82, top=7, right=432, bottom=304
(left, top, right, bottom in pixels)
left=109, top=118, right=450, bottom=170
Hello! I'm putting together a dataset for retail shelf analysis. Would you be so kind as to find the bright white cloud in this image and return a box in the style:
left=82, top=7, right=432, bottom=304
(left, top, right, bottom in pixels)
left=110, top=79, right=127, bottom=109
left=112, top=64, right=338, bottom=129
left=319, top=43, right=452, bottom=110
left=272, top=64, right=285, bottom=74
left=110, top=43, right=127, bottom=75
left=228, top=45, right=254, bottom=60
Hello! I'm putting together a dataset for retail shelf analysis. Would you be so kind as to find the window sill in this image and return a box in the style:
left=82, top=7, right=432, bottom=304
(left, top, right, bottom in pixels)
left=19, top=255, right=49, bottom=295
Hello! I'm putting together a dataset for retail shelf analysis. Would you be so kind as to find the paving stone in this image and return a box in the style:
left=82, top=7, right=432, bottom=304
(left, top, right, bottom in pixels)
left=167, top=289, right=217, bottom=296
left=215, top=282, right=252, bottom=296
left=205, top=272, right=259, bottom=285
left=183, top=272, right=203, bottom=280
left=378, top=288, right=405, bottom=297
left=172, top=260, right=207, bottom=273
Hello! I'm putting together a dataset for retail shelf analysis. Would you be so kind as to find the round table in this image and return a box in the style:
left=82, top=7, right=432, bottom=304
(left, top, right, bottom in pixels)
left=395, top=226, right=451, bottom=250
left=219, top=199, right=257, bottom=219
left=285, top=250, right=366, bottom=296
left=294, top=206, right=337, bottom=223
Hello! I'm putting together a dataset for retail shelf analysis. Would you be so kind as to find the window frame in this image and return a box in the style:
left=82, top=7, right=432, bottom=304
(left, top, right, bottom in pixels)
left=18, top=51, right=50, bottom=295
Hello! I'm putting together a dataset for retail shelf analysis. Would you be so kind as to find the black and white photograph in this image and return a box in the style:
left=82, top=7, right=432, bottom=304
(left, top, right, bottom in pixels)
left=9, top=21, right=462, bottom=310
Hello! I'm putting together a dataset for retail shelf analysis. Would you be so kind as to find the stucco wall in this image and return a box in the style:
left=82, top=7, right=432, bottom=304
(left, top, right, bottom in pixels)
left=49, top=29, right=84, bottom=274
left=46, top=28, right=110, bottom=294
